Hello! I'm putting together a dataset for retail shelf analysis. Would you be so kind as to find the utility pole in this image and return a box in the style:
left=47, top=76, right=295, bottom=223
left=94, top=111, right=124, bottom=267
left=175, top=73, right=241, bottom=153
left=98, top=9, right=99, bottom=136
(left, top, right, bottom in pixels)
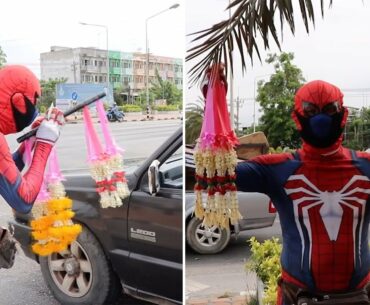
left=236, top=96, right=240, bottom=135
left=236, top=96, right=246, bottom=135
left=145, top=4, right=180, bottom=120
left=228, top=0, right=234, bottom=129
left=71, top=61, right=78, bottom=83
left=79, top=22, right=109, bottom=97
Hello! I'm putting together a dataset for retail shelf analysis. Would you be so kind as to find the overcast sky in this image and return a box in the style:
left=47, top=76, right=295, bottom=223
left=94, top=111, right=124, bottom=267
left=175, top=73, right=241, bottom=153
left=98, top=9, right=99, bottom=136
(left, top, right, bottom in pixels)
left=0, top=0, right=184, bottom=76
left=2, top=1, right=370, bottom=127
left=186, top=0, right=370, bottom=127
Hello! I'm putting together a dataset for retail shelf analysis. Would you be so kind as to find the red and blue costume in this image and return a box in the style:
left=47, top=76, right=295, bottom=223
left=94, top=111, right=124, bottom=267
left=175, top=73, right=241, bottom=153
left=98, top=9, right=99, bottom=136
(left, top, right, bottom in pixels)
left=0, top=65, right=64, bottom=214
left=236, top=80, right=370, bottom=304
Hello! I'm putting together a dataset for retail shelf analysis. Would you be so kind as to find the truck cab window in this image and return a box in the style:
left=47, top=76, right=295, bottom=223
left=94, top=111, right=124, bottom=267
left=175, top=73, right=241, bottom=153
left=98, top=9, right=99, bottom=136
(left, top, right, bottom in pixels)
left=159, top=146, right=183, bottom=189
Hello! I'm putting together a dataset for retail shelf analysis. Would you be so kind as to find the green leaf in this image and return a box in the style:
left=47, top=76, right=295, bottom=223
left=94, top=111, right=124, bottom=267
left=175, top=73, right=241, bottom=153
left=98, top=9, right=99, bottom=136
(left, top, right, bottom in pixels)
left=186, top=0, right=333, bottom=83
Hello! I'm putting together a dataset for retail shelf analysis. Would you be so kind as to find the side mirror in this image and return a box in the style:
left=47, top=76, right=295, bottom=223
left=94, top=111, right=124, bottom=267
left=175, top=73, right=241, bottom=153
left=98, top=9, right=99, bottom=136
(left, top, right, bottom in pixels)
left=148, top=160, right=160, bottom=195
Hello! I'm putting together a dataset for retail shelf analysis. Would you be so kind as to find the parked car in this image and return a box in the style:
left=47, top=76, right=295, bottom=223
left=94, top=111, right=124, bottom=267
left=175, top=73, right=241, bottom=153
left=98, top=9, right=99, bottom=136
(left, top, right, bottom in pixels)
left=185, top=146, right=276, bottom=254
left=9, top=127, right=183, bottom=305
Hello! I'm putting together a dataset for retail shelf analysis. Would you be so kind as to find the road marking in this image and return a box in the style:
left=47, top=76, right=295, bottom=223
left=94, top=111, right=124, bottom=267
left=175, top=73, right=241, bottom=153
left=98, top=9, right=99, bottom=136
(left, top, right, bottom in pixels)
left=186, top=279, right=210, bottom=294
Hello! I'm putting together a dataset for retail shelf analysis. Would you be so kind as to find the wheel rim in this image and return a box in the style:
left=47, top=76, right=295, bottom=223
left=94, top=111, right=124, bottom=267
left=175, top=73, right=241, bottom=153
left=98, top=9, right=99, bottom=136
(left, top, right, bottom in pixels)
left=195, top=223, right=222, bottom=247
left=47, top=241, right=93, bottom=298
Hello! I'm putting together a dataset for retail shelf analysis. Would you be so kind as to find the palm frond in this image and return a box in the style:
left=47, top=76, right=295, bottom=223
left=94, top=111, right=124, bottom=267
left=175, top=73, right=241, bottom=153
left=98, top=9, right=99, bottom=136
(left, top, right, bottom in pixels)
left=185, top=98, right=205, bottom=144
left=186, top=0, right=332, bottom=84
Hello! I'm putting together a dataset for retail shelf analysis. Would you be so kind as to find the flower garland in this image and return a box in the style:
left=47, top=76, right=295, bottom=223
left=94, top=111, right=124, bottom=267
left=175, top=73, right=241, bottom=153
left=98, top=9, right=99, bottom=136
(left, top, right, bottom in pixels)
left=82, top=103, right=129, bottom=208
left=30, top=148, right=81, bottom=256
left=96, top=101, right=130, bottom=200
left=194, top=65, right=242, bottom=229
left=31, top=198, right=81, bottom=256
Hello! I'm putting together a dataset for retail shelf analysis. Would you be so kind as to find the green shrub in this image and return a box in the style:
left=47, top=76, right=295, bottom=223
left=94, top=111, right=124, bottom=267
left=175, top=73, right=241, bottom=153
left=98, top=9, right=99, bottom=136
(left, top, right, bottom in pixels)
left=246, top=237, right=282, bottom=305
left=153, top=105, right=179, bottom=111
left=121, top=105, right=142, bottom=112
left=269, top=147, right=295, bottom=154
left=39, top=105, right=47, bottom=114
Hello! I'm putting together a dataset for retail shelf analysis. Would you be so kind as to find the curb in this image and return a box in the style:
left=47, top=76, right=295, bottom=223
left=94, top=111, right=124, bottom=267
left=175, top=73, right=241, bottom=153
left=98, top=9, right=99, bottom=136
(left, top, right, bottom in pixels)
left=186, top=294, right=249, bottom=305
left=65, top=116, right=181, bottom=124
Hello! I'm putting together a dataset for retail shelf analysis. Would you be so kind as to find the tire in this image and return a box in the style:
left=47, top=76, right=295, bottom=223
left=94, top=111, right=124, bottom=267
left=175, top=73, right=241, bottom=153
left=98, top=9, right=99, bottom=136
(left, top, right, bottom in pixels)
left=107, top=114, right=114, bottom=122
left=39, top=227, right=122, bottom=305
left=117, top=116, right=124, bottom=122
left=186, top=217, right=230, bottom=254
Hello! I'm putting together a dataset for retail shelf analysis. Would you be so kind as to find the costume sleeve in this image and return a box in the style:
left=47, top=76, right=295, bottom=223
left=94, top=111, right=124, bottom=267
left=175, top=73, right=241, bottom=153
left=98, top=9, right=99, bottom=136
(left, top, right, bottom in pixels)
left=236, top=153, right=298, bottom=198
left=235, top=161, right=269, bottom=194
left=12, top=144, right=25, bottom=172
left=0, top=134, right=52, bottom=213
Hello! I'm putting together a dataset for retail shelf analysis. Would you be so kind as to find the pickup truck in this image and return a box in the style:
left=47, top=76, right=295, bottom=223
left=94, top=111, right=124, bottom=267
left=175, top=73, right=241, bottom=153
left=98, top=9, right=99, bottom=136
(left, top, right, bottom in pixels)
left=9, top=127, right=183, bottom=305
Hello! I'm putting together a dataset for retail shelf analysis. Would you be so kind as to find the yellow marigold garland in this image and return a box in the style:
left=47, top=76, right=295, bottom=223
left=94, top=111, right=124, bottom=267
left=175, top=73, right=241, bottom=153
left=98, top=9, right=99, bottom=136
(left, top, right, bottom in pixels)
left=30, top=148, right=82, bottom=257
left=31, top=197, right=82, bottom=256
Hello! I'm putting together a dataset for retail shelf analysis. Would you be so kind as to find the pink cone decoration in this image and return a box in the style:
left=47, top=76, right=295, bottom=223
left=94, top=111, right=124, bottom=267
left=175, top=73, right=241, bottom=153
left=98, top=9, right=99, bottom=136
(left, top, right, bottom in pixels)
left=47, top=148, right=65, bottom=183
left=194, top=64, right=241, bottom=229
left=83, top=104, right=129, bottom=208
left=83, top=106, right=104, bottom=161
left=96, top=101, right=119, bottom=155
left=23, top=138, right=34, bottom=167
left=46, top=147, right=66, bottom=199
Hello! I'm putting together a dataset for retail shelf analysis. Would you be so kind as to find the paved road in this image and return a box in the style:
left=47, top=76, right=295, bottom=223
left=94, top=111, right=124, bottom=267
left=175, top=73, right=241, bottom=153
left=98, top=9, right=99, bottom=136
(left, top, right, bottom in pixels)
left=0, top=120, right=180, bottom=305
left=6, top=119, right=182, bottom=169
left=185, top=218, right=282, bottom=301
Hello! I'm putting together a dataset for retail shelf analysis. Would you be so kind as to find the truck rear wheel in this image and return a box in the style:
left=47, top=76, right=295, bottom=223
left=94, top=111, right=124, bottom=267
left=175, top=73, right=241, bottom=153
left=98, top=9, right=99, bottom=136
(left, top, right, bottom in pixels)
left=39, top=227, right=121, bottom=305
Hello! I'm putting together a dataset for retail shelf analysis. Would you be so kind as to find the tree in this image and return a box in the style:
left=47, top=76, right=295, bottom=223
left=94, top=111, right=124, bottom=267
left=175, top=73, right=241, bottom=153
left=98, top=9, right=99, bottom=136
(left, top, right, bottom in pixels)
left=257, top=52, right=305, bottom=148
left=139, top=70, right=183, bottom=106
left=187, top=0, right=333, bottom=82
left=113, top=85, right=126, bottom=106
left=343, top=107, right=370, bottom=150
left=185, top=98, right=205, bottom=144
left=151, top=70, right=182, bottom=105
left=39, top=78, right=67, bottom=113
left=0, top=46, right=7, bottom=68
left=359, top=107, right=370, bottom=149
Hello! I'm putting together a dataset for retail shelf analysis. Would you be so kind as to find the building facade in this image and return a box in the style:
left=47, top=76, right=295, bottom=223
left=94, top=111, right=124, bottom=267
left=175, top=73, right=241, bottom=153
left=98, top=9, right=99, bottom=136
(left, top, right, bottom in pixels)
left=40, top=46, right=183, bottom=98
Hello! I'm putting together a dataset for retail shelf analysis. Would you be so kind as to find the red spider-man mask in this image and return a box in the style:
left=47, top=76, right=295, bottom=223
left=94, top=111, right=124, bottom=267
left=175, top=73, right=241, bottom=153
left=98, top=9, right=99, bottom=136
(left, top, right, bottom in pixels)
left=0, top=65, right=40, bottom=134
left=292, top=80, right=348, bottom=148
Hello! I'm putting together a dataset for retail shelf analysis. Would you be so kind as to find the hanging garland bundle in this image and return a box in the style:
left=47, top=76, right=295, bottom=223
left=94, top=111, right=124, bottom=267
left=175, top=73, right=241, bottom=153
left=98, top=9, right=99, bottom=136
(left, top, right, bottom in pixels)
left=83, top=102, right=129, bottom=208
left=30, top=148, right=81, bottom=256
left=96, top=101, right=130, bottom=200
left=194, top=64, right=241, bottom=229
left=83, top=105, right=112, bottom=207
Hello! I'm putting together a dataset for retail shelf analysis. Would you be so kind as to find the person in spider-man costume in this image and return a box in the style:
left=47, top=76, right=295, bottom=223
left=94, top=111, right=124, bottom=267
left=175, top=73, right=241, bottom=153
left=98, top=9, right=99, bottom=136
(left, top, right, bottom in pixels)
left=0, top=65, right=64, bottom=213
left=236, top=80, right=370, bottom=304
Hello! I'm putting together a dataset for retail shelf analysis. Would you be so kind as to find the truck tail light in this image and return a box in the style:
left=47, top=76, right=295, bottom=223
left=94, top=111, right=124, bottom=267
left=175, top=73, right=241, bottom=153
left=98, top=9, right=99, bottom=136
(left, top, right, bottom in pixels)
left=269, top=201, right=276, bottom=213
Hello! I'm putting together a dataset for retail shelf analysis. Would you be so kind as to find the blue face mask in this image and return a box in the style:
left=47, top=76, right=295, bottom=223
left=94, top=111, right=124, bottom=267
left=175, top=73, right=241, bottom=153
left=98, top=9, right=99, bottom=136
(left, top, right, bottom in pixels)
left=296, top=110, right=344, bottom=148
left=309, top=114, right=332, bottom=139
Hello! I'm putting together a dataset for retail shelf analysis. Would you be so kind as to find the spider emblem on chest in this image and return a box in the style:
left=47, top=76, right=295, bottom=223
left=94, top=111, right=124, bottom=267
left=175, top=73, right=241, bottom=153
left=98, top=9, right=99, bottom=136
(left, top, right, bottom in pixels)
left=284, top=174, right=370, bottom=267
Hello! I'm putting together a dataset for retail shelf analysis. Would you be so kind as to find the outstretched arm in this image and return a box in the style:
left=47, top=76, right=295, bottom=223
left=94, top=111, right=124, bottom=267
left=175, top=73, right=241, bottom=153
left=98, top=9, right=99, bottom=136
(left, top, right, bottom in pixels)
left=0, top=108, right=64, bottom=213
left=0, top=136, right=52, bottom=213
left=235, top=160, right=268, bottom=194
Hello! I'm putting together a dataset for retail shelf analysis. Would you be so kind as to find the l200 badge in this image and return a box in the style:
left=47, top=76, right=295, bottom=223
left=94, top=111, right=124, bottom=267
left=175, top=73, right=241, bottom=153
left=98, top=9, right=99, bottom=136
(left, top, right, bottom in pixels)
left=130, top=228, right=157, bottom=243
